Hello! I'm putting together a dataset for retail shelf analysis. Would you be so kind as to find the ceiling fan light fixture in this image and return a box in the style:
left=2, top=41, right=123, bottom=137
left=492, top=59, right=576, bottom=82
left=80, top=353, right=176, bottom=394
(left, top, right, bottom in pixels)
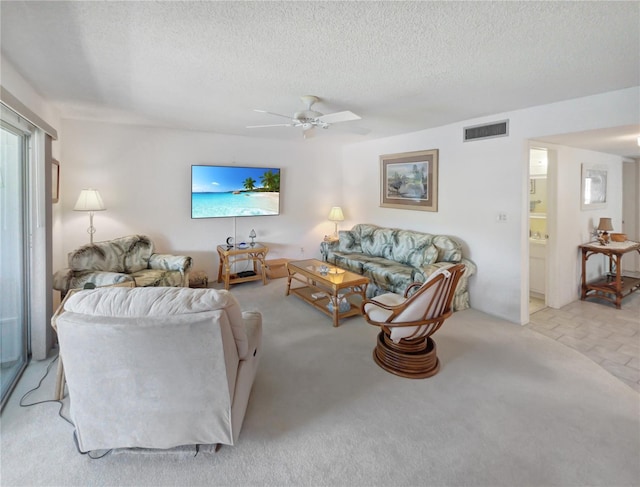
left=248, top=95, right=362, bottom=137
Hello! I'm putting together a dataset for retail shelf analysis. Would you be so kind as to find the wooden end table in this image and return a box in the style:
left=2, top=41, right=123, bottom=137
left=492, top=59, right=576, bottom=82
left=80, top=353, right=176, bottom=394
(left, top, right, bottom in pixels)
left=285, top=259, right=369, bottom=327
left=579, top=240, right=640, bottom=308
left=217, top=243, right=269, bottom=290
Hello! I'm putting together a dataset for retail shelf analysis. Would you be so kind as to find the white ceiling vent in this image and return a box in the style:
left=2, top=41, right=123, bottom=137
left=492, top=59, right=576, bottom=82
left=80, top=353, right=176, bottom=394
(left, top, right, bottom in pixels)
left=463, top=120, right=509, bottom=142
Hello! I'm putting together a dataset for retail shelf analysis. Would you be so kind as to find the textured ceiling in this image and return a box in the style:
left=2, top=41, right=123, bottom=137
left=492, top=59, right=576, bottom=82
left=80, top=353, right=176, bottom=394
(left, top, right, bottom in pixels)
left=1, top=1, right=639, bottom=154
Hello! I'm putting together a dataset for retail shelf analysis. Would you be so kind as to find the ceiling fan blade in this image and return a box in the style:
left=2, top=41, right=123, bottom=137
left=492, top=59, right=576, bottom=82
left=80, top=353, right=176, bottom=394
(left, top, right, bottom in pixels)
left=254, top=109, right=293, bottom=120
left=246, top=123, right=295, bottom=128
left=331, top=123, right=371, bottom=135
left=318, top=110, right=361, bottom=124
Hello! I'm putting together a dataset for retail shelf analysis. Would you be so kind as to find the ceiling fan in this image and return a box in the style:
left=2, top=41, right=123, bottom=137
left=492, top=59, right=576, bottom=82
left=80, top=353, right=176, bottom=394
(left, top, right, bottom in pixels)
left=247, top=95, right=361, bottom=138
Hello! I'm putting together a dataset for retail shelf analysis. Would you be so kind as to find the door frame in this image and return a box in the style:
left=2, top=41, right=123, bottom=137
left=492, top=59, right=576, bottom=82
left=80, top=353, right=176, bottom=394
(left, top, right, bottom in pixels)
left=524, top=142, right=559, bottom=322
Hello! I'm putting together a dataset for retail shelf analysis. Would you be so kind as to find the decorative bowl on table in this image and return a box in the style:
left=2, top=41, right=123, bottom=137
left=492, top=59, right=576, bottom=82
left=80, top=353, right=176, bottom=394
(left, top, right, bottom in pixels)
left=610, top=233, right=627, bottom=242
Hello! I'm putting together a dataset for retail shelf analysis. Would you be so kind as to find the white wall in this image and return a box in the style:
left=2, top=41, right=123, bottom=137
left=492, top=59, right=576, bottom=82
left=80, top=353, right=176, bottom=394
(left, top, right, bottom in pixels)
left=342, top=88, right=637, bottom=323
left=58, top=120, right=344, bottom=280
left=1, top=58, right=61, bottom=137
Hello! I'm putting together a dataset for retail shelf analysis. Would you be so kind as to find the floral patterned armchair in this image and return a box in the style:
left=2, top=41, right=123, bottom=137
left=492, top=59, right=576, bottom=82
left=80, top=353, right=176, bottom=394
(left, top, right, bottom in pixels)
left=53, top=235, right=192, bottom=297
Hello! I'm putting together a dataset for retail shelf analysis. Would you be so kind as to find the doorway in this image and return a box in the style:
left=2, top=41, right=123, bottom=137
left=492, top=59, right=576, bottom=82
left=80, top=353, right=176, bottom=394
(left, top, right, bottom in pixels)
left=529, top=147, right=548, bottom=314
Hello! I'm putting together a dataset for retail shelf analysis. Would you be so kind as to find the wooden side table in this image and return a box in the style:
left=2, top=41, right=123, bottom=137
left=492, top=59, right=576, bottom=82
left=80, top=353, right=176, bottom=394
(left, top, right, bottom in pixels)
left=579, top=240, right=640, bottom=308
left=216, top=243, right=269, bottom=290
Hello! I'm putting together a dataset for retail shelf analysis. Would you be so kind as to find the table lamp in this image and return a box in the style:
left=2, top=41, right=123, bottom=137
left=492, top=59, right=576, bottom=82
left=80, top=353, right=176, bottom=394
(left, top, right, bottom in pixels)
left=249, top=229, right=257, bottom=246
left=74, top=189, right=106, bottom=244
left=328, top=206, right=344, bottom=238
left=597, top=217, right=613, bottom=244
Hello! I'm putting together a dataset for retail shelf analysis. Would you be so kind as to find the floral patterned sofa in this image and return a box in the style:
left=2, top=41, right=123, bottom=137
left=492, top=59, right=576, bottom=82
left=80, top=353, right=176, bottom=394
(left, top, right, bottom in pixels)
left=322, top=224, right=476, bottom=311
left=53, top=235, right=192, bottom=297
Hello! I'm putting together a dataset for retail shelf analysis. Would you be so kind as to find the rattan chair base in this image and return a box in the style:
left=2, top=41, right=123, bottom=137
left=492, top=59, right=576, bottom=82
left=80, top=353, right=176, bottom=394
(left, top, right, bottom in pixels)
left=372, top=331, right=440, bottom=379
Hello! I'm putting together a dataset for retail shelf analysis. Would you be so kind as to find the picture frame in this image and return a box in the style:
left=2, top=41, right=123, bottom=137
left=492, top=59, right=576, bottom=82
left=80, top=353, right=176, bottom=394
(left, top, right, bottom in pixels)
left=581, top=163, right=607, bottom=210
left=52, top=159, right=60, bottom=204
left=380, top=149, right=438, bottom=212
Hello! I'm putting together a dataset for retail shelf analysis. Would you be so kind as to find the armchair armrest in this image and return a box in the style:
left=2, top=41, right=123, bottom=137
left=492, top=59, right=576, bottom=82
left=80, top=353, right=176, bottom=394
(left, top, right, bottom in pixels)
left=361, top=294, right=406, bottom=327
left=149, top=254, right=193, bottom=273
left=53, top=268, right=74, bottom=292
left=361, top=295, right=449, bottom=329
left=404, top=282, right=422, bottom=298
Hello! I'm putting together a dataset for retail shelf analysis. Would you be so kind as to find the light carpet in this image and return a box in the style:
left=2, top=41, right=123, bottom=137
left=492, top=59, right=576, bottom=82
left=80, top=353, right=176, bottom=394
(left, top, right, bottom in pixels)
left=2, top=278, right=639, bottom=486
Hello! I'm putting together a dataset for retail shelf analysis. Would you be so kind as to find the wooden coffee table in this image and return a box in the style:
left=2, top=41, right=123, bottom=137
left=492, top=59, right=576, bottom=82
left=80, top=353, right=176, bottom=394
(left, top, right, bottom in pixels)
left=285, top=259, right=369, bottom=327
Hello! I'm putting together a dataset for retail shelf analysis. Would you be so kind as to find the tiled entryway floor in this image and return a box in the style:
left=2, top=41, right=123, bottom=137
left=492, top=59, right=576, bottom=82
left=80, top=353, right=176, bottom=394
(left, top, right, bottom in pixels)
left=528, top=289, right=640, bottom=392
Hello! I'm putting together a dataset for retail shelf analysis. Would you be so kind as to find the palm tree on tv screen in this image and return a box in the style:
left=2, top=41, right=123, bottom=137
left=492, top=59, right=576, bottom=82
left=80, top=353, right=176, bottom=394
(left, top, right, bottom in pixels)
left=243, top=177, right=256, bottom=191
left=260, top=171, right=280, bottom=192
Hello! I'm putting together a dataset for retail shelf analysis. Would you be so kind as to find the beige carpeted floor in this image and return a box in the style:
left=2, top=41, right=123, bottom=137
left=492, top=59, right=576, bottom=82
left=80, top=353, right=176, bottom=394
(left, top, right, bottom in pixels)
left=2, top=278, right=639, bottom=486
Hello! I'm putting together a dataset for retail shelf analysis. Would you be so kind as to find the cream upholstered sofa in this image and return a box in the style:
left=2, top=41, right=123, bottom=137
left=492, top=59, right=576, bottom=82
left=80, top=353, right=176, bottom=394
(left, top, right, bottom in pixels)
left=322, top=223, right=476, bottom=311
left=54, top=286, right=262, bottom=452
left=53, top=235, right=192, bottom=296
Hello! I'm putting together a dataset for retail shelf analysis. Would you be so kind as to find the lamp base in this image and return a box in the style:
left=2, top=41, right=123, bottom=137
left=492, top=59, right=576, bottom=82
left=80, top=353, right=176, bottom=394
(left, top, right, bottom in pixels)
left=87, top=211, right=96, bottom=244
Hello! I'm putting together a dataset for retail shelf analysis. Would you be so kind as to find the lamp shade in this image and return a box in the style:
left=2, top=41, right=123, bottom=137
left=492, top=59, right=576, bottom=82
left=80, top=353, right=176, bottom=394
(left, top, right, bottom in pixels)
left=328, top=206, right=344, bottom=222
left=597, top=217, right=613, bottom=232
left=74, top=189, right=105, bottom=212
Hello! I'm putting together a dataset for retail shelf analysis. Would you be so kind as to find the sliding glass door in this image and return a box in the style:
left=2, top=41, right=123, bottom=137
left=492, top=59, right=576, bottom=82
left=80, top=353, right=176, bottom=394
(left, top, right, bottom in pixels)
left=0, top=116, right=31, bottom=407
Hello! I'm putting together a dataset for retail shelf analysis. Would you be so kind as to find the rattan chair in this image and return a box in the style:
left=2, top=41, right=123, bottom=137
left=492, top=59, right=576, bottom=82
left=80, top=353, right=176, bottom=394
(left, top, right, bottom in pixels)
left=361, top=264, right=465, bottom=378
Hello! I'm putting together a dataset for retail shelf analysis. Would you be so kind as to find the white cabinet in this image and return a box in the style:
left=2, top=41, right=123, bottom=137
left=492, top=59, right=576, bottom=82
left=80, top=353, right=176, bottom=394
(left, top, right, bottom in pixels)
left=529, top=240, right=546, bottom=295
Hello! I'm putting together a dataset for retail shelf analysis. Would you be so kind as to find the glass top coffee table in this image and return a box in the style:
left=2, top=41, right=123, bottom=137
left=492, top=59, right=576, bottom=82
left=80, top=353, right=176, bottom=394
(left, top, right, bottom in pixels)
left=285, top=259, right=369, bottom=327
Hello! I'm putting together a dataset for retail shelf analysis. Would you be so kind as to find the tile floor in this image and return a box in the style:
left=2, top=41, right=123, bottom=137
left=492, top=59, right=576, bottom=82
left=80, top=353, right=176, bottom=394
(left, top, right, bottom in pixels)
left=528, top=288, right=640, bottom=392
left=529, top=295, right=546, bottom=314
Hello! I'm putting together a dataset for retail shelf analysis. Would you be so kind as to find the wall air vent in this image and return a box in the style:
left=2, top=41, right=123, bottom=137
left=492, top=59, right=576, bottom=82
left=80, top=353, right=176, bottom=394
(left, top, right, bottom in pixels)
left=463, top=120, right=509, bottom=142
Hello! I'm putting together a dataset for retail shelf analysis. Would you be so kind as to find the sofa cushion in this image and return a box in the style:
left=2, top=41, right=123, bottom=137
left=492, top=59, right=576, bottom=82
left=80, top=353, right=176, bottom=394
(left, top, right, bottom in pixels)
left=359, top=225, right=393, bottom=257
left=337, top=230, right=361, bottom=253
left=129, top=269, right=185, bottom=288
left=122, top=235, right=154, bottom=273
left=433, top=235, right=462, bottom=262
left=67, top=235, right=154, bottom=273
left=390, top=230, right=439, bottom=267
left=73, top=272, right=135, bottom=289
left=330, top=252, right=419, bottom=296
left=69, top=242, right=125, bottom=272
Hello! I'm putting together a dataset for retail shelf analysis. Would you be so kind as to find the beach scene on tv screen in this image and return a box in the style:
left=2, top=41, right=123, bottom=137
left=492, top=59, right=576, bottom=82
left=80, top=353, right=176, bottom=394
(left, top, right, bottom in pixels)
left=192, top=165, right=280, bottom=218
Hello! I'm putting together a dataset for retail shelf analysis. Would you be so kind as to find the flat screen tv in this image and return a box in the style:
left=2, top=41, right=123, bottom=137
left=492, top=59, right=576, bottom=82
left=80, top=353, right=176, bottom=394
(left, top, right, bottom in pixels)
left=191, top=165, right=281, bottom=218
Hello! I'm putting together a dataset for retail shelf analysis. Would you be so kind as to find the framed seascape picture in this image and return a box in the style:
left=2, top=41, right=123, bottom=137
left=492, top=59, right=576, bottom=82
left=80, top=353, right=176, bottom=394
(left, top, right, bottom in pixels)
left=380, top=149, right=438, bottom=212
left=581, top=163, right=607, bottom=210
left=52, top=159, right=60, bottom=203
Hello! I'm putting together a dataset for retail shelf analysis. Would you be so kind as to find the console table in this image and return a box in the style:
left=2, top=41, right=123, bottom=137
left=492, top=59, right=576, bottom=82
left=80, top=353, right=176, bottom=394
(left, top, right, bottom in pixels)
left=579, top=241, right=640, bottom=308
left=217, top=243, right=269, bottom=290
